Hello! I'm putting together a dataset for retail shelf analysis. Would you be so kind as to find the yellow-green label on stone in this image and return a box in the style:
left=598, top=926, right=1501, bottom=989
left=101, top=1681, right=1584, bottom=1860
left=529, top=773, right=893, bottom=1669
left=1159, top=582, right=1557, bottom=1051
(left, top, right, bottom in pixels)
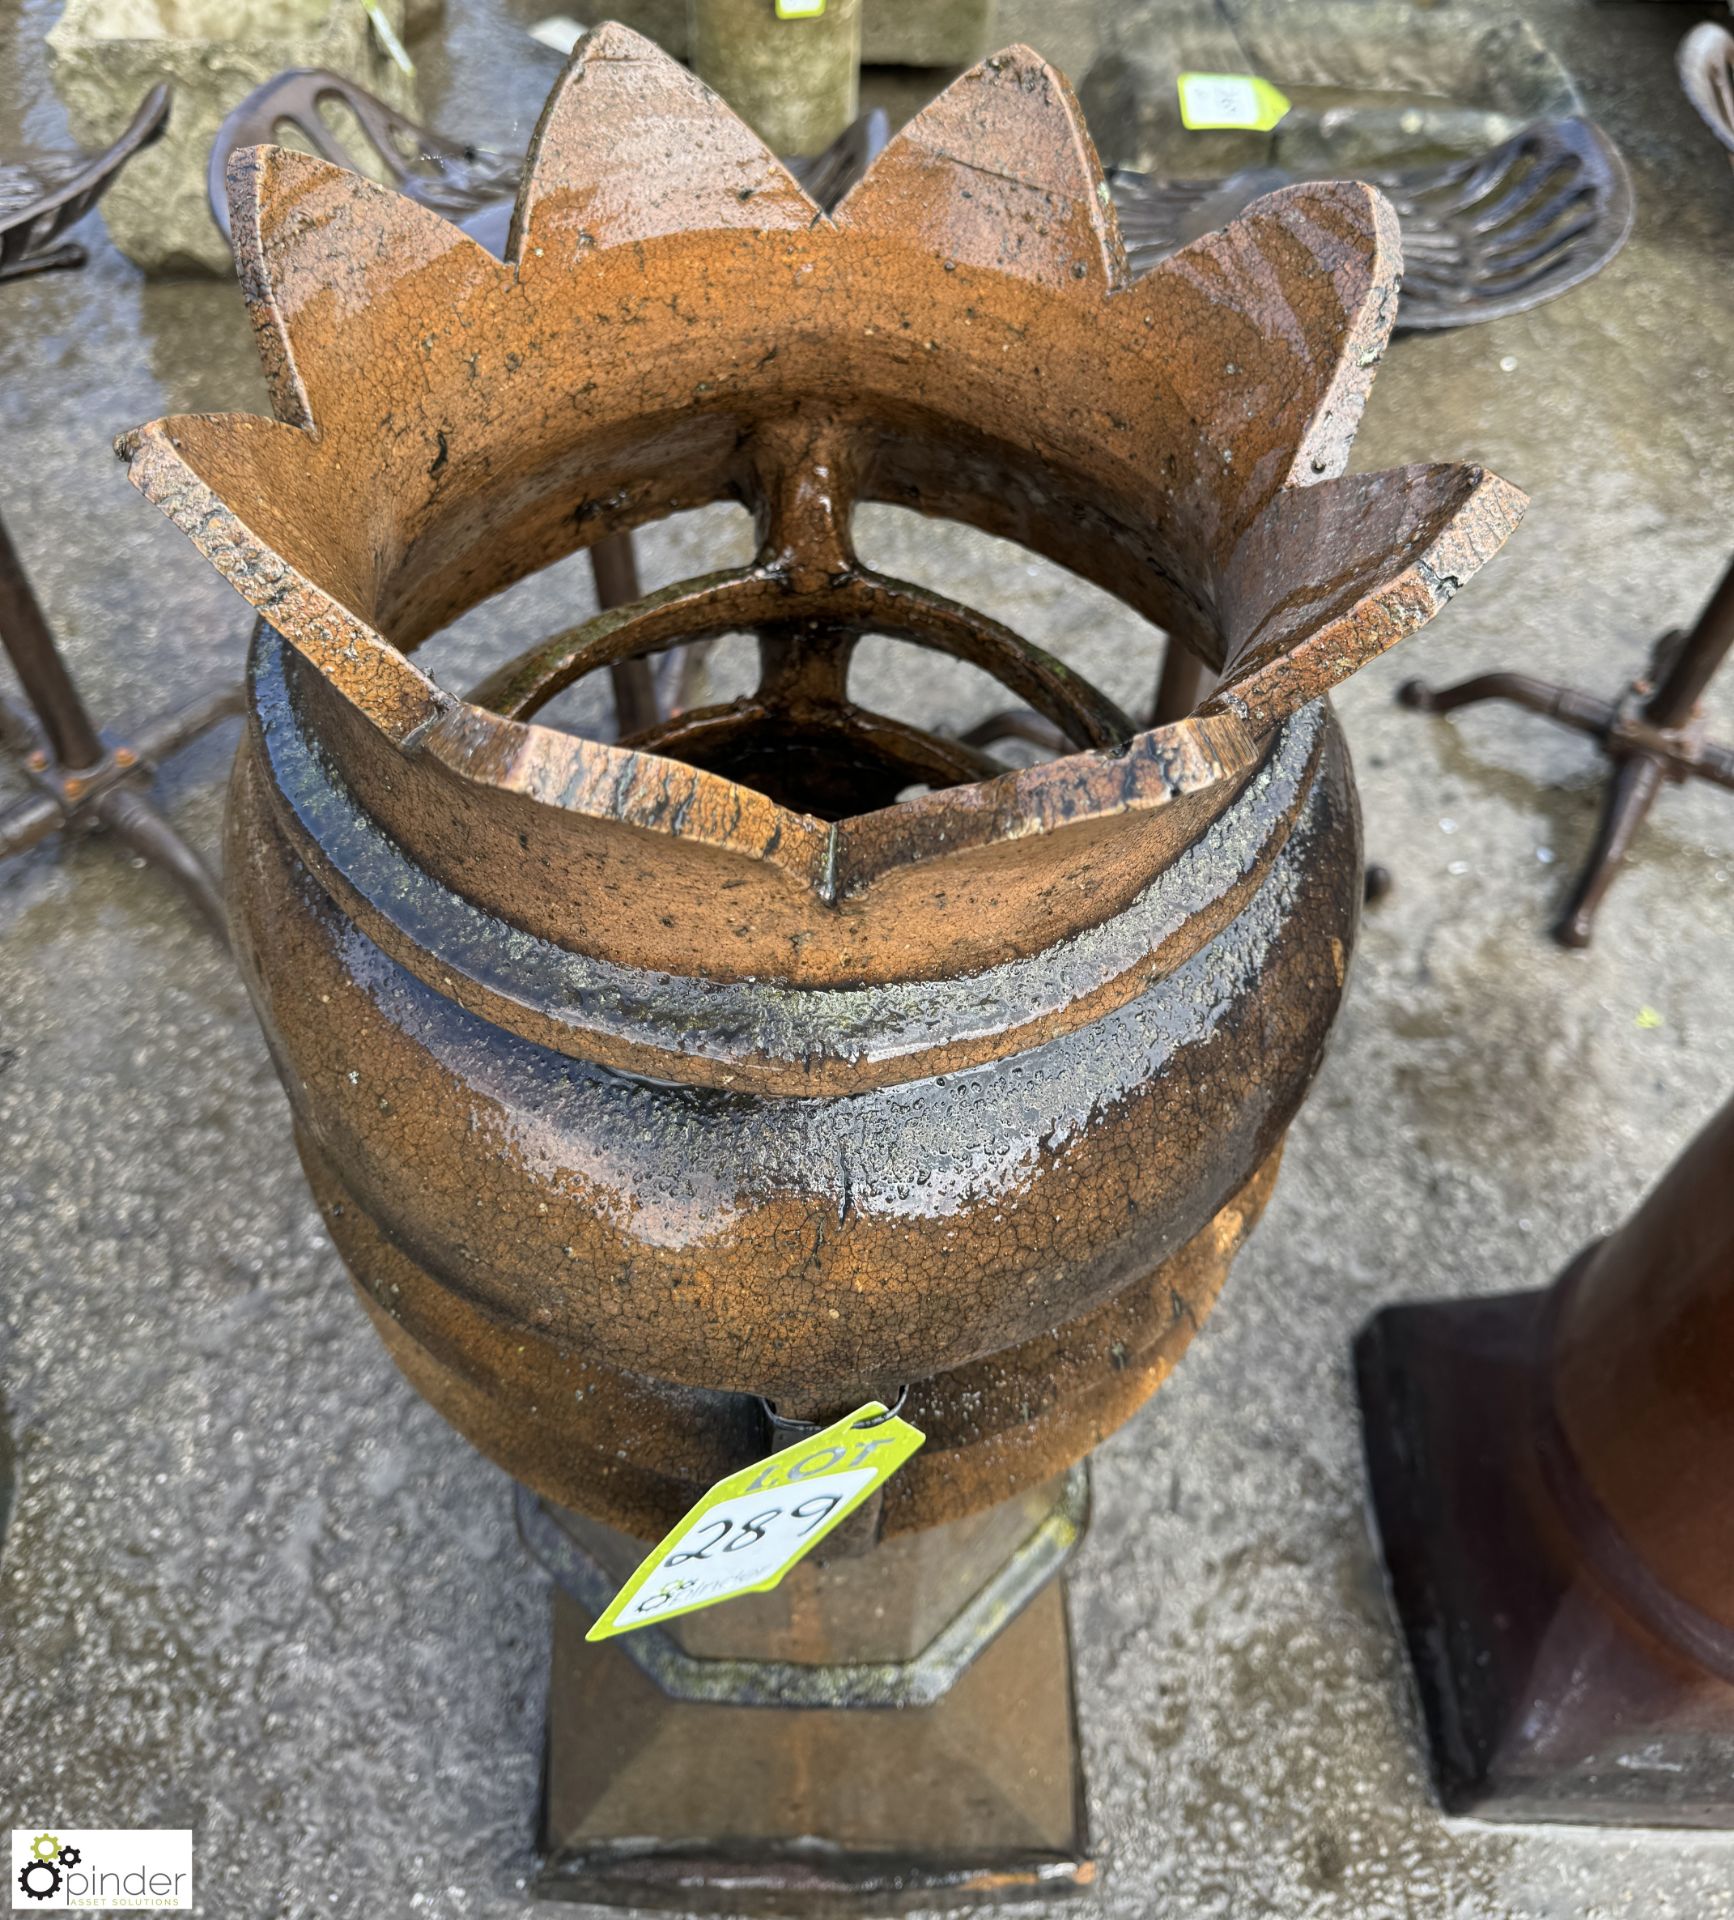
left=585, top=1402, right=926, bottom=1641
left=775, top=0, right=828, bottom=18
left=1176, top=72, right=1291, bottom=132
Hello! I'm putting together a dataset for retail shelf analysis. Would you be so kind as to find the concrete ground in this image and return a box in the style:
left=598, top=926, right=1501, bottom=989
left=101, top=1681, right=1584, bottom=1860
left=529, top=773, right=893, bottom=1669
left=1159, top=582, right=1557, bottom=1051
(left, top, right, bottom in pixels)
left=2, top=0, right=1732, bottom=1915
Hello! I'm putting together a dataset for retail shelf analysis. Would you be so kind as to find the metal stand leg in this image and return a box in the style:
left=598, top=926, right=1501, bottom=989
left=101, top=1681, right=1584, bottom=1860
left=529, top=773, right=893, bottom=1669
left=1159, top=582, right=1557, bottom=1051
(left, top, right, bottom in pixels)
left=0, top=242, right=86, bottom=282
left=1151, top=636, right=1403, bottom=901
left=1398, top=669, right=1617, bottom=733
left=1398, top=552, right=1734, bottom=947
left=0, top=506, right=106, bottom=773
left=1552, top=755, right=1666, bottom=949
left=94, top=784, right=229, bottom=936
left=1151, top=635, right=1215, bottom=724
left=0, top=504, right=240, bottom=938
left=589, top=532, right=660, bottom=739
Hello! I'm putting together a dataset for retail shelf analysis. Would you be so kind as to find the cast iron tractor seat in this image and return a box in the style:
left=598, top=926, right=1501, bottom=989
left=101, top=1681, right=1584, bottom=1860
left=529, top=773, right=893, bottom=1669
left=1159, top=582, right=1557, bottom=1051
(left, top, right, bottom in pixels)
left=121, top=27, right=1524, bottom=1541
left=1108, top=116, right=1634, bottom=333
left=0, top=81, right=170, bottom=281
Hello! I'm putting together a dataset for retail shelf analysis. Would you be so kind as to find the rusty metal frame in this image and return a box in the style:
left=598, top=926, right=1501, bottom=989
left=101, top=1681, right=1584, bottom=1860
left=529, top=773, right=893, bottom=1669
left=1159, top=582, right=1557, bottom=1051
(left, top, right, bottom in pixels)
left=1400, top=552, right=1734, bottom=946
left=0, top=505, right=239, bottom=934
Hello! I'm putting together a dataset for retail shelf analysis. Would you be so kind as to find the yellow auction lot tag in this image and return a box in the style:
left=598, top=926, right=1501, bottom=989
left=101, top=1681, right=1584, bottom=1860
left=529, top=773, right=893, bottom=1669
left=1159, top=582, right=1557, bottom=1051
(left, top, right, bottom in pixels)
left=586, top=1401, right=926, bottom=1640
left=1176, top=72, right=1291, bottom=132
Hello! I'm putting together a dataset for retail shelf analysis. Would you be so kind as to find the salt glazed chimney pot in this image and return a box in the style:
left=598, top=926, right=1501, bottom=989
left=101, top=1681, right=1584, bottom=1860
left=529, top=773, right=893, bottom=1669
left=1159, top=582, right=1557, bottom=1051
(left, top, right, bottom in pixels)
left=120, top=25, right=1525, bottom=1542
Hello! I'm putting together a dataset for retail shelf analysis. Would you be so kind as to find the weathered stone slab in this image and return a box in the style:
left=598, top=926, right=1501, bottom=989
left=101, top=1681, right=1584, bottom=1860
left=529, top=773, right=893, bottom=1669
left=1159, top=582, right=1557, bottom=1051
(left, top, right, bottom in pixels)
left=48, top=0, right=416, bottom=275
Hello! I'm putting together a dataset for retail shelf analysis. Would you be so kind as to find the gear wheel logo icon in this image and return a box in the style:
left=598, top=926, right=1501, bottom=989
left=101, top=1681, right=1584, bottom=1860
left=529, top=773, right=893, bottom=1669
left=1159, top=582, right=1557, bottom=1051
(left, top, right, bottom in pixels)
left=54, top=1846, right=81, bottom=1869
left=27, top=1838, right=58, bottom=1864
left=16, top=1857, right=60, bottom=1901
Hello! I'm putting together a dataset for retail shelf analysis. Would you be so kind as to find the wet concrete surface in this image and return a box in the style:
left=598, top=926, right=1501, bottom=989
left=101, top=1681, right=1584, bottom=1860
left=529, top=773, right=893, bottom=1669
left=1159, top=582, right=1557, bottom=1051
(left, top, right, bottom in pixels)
left=1, top=1, right=1732, bottom=1916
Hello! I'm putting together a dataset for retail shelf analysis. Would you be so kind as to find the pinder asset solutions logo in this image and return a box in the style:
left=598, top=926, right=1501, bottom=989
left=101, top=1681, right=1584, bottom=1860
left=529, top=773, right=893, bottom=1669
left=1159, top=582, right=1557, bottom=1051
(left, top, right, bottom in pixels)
left=11, top=1831, right=192, bottom=1910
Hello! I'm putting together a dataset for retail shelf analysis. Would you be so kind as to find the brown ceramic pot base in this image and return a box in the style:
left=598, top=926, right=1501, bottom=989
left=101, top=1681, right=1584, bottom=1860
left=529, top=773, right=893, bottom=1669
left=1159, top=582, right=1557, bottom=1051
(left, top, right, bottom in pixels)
left=1355, top=1286, right=1734, bottom=1825
left=534, top=1578, right=1091, bottom=1914
left=300, top=1106, right=1282, bottom=1542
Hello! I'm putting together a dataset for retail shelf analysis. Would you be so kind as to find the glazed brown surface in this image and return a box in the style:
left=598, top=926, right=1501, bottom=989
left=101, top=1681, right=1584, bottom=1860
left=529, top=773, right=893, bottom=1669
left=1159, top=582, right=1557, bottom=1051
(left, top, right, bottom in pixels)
left=122, top=26, right=1522, bottom=1530
left=1552, top=1093, right=1734, bottom=1631
left=1358, top=1091, right=1734, bottom=1822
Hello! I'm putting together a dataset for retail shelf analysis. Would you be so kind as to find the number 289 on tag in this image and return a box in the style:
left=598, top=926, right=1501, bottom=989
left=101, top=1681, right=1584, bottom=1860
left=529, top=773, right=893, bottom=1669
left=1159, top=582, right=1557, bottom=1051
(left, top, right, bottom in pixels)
left=586, top=1401, right=926, bottom=1640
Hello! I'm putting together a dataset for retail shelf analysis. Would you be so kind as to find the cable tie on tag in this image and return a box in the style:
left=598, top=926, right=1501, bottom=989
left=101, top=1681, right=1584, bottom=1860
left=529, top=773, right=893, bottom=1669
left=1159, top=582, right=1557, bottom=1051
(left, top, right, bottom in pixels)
left=757, top=1384, right=909, bottom=1437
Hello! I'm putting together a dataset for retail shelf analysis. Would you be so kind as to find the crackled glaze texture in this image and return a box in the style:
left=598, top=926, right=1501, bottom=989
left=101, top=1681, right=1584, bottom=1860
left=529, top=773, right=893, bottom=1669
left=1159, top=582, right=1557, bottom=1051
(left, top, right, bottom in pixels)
left=123, top=25, right=1523, bottom=1535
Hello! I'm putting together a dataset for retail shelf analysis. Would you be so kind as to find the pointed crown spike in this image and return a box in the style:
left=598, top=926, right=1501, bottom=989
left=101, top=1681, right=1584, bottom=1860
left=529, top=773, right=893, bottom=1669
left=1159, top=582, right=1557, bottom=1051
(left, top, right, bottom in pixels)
left=228, top=143, right=504, bottom=434
left=835, top=44, right=1124, bottom=290
left=512, top=21, right=821, bottom=267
